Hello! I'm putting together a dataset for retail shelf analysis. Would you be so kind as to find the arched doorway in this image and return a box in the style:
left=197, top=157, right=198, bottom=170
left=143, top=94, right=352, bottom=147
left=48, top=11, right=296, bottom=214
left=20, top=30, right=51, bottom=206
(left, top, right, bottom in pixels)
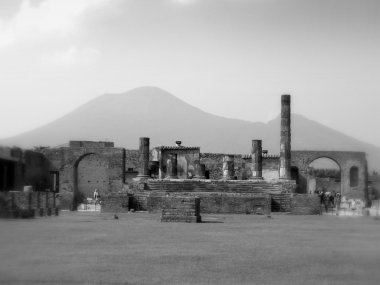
left=73, top=153, right=109, bottom=210
left=307, top=157, right=341, bottom=195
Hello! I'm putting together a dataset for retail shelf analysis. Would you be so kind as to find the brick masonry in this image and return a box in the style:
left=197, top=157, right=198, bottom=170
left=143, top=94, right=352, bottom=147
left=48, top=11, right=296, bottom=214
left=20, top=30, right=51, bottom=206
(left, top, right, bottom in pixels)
left=161, top=197, right=201, bottom=223
left=292, top=151, right=368, bottom=201
left=271, top=193, right=292, bottom=212
left=201, top=153, right=281, bottom=181
left=41, top=143, right=128, bottom=210
left=129, top=179, right=298, bottom=214
left=101, top=193, right=130, bottom=213
left=0, top=191, right=59, bottom=218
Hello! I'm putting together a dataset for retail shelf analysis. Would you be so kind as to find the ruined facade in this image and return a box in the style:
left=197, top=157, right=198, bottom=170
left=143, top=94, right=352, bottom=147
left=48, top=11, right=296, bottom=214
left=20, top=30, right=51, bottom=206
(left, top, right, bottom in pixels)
left=151, top=144, right=201, bottom=179
left=291, top=151, right=368, bottom=200
left=0, top=94, right=370, bottom=214
left=0, top=147, right=52, bottom=192
left=40, top=141, right=133, bottom=209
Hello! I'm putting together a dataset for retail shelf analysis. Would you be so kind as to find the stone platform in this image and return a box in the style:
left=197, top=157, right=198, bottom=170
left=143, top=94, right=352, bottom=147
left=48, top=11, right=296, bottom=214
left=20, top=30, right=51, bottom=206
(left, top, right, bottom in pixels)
left=161, top=197, right=201, bottom=223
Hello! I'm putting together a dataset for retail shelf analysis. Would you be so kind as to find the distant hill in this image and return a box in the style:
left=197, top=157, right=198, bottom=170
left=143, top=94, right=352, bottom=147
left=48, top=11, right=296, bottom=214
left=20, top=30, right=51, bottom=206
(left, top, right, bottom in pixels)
left=2, top=86, right=380, bottom=171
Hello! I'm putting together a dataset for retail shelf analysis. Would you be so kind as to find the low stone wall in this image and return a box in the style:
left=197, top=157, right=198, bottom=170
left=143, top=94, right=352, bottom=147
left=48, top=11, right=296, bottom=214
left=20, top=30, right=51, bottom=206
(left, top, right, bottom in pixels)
left=270, top=193, right=292, bottom=212
left=161, top=197, right=201, bottom=223
left=0, top=191, right=59, bottom=218
left=129, top=193, right=149, bottom=211
left=199, top=194, right=270, bottom=214
left=101, top=193, right=130, bottom=213
left=145, top=179, right=281, bottom=194
left=147, top=193, right=270, bottom=214
left=290, top=194, right=321, bottom=215
left=131, top=179, right=296, bottom=214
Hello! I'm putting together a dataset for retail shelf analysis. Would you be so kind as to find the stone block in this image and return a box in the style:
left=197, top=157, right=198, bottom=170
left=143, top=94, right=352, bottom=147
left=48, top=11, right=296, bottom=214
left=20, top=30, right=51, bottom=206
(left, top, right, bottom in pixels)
left=38, top=192, right=47, bottom=208
left=101, top=193, right=130, bottom=213
left=161, top=197, right=201, bottom=223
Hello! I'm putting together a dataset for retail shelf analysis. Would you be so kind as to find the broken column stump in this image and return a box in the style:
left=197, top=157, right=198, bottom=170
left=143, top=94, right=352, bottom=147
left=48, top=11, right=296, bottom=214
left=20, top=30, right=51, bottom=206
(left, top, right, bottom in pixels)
left=161, top=197, right=201, bottom=223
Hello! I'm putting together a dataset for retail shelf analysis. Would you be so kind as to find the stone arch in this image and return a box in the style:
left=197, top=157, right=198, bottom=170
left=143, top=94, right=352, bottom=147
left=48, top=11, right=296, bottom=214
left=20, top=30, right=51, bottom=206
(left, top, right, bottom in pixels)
left=73, top=153, right=109, bottom=210
left=291, top=151, right=368, bottom=202
left=308, top=156, right=342, bottom=171
left=41, top=144, right=126, bottom=211
left=307, top=157, right=342, bottom=195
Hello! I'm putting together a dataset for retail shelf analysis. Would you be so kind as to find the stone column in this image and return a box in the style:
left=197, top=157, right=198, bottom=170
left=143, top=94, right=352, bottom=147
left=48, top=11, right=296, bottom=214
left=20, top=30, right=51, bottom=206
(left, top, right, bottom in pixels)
left=222, top=155, right=234, bottom=180
left=279, top=95, right=291, bottom=180
left=137, top=137, right=150, bottom=179
left=251, top=140, right=263, bottom=179
left=167, top=154, right=178, bottom=179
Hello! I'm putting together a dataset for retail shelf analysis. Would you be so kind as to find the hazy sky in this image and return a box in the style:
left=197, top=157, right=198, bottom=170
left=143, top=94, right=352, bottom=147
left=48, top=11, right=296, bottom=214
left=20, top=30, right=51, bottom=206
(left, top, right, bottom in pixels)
left=0, top=0, right=379, bottom=146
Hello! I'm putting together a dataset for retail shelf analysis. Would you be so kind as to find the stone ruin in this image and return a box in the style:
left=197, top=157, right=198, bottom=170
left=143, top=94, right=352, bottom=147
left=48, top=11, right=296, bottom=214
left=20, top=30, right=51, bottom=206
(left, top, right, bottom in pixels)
left=0, top=190, right=59, bottom=218
left=161, top=197, right=201, bottom=223
left=0, top=95, right=370, bottom=219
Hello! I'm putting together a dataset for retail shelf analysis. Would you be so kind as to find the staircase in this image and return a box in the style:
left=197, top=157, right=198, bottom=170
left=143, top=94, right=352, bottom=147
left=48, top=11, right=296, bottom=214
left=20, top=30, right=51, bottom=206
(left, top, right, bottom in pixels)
left=146, top=180, right=281, bottom=194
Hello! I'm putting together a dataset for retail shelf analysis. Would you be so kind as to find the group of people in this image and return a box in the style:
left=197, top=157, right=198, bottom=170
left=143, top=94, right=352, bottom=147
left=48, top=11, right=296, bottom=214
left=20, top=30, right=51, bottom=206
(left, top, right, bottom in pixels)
left=316, top=188, right=341, bottom=213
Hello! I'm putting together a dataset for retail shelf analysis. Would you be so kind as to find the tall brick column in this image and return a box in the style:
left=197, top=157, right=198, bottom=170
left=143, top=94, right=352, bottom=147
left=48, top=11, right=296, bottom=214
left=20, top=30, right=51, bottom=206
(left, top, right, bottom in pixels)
left=222, top=155, right=234, bottom=180
left=167, top=154, right=178, bottom=179
left=251, top=140, right=263, bottom=179
left=137, top=137, right=150, bottom=179
left=279, top=95, right=291, bottom=180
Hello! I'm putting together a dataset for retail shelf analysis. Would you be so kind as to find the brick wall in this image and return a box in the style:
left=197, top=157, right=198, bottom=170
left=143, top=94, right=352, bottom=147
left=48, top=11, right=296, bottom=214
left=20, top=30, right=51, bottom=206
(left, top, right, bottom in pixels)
left=200, top=153, right=281, bottom=181
left=262, top=157, right=280, bottom=181
left=0, top=191, right=58, bottom=218
left=199, top=193, right=270, bottom=214
left=270, top=193, right=292, bottom=212
left=161, top=197, right=201, bottom=223
left=24, top=150, right=52, bottom=192
left=147, top=192, right=270, bottom=214
left=41, top=145, right=126, bottom=210
left=77, top=153, right=109, bottom=199
left=101, top=193, right=130, bottom=213
left=200, top=153, right=245, bottom=180
left=125, top=150, right=139, bottom=173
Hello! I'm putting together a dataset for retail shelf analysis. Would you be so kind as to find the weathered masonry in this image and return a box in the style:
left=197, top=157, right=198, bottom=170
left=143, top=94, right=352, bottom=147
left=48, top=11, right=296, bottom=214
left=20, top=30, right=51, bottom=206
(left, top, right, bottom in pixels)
left=41, top=141, right=133, bottom=210
left=0, top=94, right=370, bottom=215
left=0, top=147, right=52, bottom=192
left=291, top=151, right=368, bottom=201
left=151, top=143, right=201, bottom=179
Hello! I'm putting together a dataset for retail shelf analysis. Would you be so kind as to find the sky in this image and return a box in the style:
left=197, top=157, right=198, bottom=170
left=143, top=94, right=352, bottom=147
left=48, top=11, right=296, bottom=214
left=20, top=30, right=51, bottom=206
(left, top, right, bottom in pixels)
left=0, top=0, right=379, bottom=146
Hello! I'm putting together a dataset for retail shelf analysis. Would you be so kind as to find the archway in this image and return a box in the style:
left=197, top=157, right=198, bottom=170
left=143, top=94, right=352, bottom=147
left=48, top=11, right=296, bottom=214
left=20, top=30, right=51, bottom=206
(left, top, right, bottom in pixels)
left=73, top=153, right=109, bottom=210
left=307, top=157, right=341, bottom=195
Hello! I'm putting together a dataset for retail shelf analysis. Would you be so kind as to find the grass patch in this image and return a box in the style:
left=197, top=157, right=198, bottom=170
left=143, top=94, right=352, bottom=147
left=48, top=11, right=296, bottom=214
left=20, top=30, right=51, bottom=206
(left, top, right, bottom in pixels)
left=0, top=212, right=379, bottom=284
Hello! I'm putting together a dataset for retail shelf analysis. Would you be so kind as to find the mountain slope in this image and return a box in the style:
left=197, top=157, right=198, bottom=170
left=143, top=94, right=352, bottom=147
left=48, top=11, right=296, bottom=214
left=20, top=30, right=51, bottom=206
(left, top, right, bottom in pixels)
left=2, top=86, right=379, bottom=171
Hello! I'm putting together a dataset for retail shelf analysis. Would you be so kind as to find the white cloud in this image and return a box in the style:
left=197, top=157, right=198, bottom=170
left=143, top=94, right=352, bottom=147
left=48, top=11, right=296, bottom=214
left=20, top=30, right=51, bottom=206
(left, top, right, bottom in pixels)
left=0, top=0, right=109, bottom=49
left=43, top=46, right=101, bottom=66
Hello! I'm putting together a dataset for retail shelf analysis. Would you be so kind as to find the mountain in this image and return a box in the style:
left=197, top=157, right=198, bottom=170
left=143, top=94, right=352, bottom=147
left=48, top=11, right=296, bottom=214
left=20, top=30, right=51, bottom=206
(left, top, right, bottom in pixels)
left=1, top=86, right=380, bottom=171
